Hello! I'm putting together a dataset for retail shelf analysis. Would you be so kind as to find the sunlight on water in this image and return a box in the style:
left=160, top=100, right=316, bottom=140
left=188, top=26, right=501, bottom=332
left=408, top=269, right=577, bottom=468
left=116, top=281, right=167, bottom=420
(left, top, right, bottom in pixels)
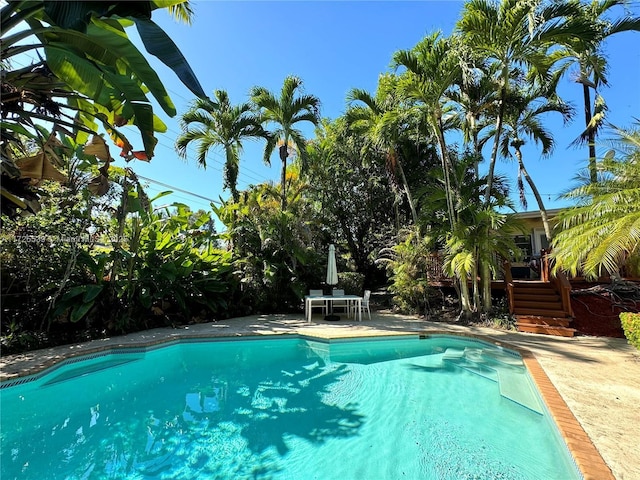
left=0, top=336, right=580, bottom=479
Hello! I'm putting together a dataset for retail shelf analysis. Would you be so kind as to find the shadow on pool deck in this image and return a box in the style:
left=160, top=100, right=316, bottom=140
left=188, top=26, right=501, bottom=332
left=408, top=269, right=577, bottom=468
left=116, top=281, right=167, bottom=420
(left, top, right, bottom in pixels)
left=1, top=310, right=639, bottom=479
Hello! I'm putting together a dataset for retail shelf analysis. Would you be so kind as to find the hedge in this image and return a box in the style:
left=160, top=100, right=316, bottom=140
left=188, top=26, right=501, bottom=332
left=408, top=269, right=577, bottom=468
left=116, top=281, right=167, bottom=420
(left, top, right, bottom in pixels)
left=620, top=312, right=640, bottom=350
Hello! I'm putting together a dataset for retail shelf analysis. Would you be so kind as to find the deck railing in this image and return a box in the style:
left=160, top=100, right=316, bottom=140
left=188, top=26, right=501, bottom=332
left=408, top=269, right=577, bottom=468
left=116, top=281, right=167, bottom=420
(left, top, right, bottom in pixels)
left=503, top=258, right=515, bottom=314
left=541, top=249, right=574, bottom=318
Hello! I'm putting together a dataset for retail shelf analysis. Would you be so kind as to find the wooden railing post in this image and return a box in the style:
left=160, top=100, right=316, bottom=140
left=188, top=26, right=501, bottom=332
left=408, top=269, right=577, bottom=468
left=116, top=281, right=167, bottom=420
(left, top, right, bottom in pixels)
left=503, top=258, right=514, bottom=314
left=540, top=249, right=550, bottom=282
left=543, top=248, right=573, bottom=318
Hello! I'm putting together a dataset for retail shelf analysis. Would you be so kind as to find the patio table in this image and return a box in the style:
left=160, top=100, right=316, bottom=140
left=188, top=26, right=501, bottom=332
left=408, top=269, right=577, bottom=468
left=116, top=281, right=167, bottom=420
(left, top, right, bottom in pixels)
left=304, top=294, right=363, bottom=323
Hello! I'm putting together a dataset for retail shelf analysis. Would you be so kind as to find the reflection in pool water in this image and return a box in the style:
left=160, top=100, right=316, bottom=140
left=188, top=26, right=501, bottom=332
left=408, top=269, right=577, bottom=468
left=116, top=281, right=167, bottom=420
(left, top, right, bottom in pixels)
left=0, top=335, right=580, bottom=479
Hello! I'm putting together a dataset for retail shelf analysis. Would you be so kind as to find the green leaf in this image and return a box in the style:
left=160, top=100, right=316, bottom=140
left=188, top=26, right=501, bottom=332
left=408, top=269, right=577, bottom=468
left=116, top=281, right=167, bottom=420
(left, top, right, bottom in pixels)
left=88, top=18, right=176, bottom=116
left=1, top=121, right=35, bottom=139
left=45, top=44, right=115, bottom=107
left=62, top=285, right=93, bottom=300
left=82, top=285, right=104, bottom=302
left=139, top=289, right=152, bottom=308
left=70, top=300, right=95, bottom=323
left=134, top=17, right=206, bottom=99
left=149, top=190, right=173, bottom=203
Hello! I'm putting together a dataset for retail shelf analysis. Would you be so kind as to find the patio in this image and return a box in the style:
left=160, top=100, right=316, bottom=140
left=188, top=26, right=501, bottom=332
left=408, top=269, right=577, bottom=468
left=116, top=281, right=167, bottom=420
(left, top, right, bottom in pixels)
left=1, top=311, right=638, bottom=479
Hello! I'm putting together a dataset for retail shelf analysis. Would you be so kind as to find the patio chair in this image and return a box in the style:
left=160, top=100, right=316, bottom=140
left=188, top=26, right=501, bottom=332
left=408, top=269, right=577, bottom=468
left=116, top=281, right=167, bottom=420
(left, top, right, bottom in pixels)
left=331, top=289, right=350, bottom=315
left=351, top=290, right=372, bottom=321
left=308, top=289, right=327, bottom=316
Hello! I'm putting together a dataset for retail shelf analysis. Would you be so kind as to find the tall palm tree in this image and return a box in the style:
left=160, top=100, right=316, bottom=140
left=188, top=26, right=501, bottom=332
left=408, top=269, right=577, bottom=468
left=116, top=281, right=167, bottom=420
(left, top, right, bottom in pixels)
left=456, top=0, right=594, bottom=207
left=345, top=80, right=418, bottom=225
left=393, top=31, right=463, bottom=230
left=448, top=61, right=500, bottom=179
left=250, top=76, right=320, bottom=211
left=491, top=78, right=574, bottom=242
left=457, top=0, right=594, bottom=310
left=553, top=0, right=640, bottom=183
left=176, top=90, right=267, bottom=202
left=552, top=122, right=640, bottom=279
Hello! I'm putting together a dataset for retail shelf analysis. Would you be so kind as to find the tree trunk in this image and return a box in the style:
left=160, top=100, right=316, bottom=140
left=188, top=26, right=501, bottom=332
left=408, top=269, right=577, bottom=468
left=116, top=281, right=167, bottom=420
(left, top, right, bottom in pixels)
left=472, top=246, right=480, bottom=311
left=515, top=147, right=553, bottom=242
left=479, top=86, right=507, bottom=313
left=279, top=144, right=288, bottom=211
left=459, top=274, right=472, bottom=314
left=484, top=89, right=506, bottom=207
left=435, top=115, right=456, bottom=229
left=582, top=83, right=598, bottom=183
left=394, top=153, right=418, bottom=225
left=481, top=259, right=492, bottom=313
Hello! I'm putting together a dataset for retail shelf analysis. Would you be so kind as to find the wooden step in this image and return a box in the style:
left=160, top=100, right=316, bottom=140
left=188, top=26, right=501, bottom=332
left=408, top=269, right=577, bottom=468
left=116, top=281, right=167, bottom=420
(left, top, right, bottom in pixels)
left=515, top=300, right=563, bottom=310
left=513, top=307, right=568, bottom=317
left=513, top=287, right=558, bottom=296
left=515, top=316, right=571, bottom=327
left=513, top=292, right=560, bottom=302
left=516, top=323, right=576, bottom=337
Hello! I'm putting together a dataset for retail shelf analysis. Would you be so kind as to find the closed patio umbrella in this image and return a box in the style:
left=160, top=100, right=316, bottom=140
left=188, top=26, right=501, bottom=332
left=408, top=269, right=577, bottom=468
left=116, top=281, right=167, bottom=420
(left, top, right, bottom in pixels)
left=326, top=244, right=338, bottom=287
left=325, top=244, right=340, bottom=321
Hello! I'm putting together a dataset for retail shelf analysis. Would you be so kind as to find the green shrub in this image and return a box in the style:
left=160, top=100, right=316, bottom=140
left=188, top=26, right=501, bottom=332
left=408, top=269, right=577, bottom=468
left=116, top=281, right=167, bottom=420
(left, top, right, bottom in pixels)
left=338, top=272, right=365, bottom=295
left=620, top=312, right=640, bottom=350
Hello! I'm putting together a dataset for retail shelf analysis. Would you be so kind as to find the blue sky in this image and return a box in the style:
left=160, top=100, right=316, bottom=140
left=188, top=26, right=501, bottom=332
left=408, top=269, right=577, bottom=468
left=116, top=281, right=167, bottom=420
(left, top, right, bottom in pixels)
left=125, top=0, right=640, bottom=217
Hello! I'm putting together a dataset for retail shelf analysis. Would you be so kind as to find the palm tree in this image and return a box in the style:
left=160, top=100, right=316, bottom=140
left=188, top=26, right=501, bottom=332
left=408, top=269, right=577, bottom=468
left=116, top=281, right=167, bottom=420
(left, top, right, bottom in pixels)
left=491, top=78, right=574, bottom=242
left=393, top=32, right=467, bottom=230
left=345, top=79, right=418, bottom=225
left=176, top=90, right=268, bottom=201
left=456, top=0, right=594, bottom=207
left=553, top=0, right=640, bottom=183
left=456, top=0, right=594, bottom=310
left=250, top=76, right=320, bottom=211
left=448, top=61, right=500, bottom=179
left=552, top=122, right=640, bottom=279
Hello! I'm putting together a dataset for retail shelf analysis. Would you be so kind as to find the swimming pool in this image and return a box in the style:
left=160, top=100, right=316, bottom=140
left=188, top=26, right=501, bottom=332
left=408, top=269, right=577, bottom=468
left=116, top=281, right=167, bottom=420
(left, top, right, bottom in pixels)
left=0, top=335, right=580, bottom=479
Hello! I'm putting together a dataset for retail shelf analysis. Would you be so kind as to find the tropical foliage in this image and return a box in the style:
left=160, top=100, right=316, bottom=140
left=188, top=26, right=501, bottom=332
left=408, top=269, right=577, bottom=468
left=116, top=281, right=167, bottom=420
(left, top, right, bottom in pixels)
left=552, top=122, right=640, bottom=279
left=176, top=90, right=268, bottom=202
left=250, top=76, right=321, bottom=211
left=1, top=0, right=205, bottom=216
left=2, top=0, right=639, bottom=352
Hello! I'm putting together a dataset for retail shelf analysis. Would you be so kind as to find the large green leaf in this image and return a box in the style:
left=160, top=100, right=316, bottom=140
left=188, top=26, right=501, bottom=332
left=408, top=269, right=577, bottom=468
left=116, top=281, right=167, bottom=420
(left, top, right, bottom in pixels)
left=43, top=1, right=152, bottom=31
left=70, top=300, right=96, bottom=323
left=82, top=284, right=104, bottom=302
left=45, top=44, right=115, bottom=106
left=43, top=24, right=175, bottom=116
left=102, top=71, right=157, bottom=154
left=134, top=17, right=206, bottom=99
left=46, top=43, right=158, bottom=155
left=88, top=18, right=176, bottom=116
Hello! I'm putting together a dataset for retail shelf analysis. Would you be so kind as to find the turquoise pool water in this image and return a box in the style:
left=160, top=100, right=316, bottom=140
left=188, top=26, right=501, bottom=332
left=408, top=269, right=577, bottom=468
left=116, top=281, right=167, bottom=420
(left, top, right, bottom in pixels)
left=0, top=335, right=580, bottom=479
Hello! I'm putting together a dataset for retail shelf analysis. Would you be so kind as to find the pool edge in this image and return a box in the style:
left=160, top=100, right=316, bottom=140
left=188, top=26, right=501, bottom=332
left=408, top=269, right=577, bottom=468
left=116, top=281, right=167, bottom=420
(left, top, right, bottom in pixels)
left=0, top=329, right=614, bottom=480
left=422, top=330, right=614, bottom=480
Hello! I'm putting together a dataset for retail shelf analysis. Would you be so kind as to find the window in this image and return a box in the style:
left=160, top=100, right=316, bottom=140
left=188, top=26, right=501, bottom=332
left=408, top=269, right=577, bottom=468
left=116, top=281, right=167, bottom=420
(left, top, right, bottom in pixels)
left=513, top=235, right=532, bottom=261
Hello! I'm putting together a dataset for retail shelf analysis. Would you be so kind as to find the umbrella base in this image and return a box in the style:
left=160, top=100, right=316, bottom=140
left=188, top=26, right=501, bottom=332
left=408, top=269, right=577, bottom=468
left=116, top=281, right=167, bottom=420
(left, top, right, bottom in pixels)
left=324, top=315, right=341, bottom=321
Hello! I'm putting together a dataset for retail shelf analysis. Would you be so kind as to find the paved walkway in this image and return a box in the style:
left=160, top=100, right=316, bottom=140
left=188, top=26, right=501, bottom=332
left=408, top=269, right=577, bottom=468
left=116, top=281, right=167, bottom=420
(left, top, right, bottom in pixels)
left=2, top=312, right=639, bottom=479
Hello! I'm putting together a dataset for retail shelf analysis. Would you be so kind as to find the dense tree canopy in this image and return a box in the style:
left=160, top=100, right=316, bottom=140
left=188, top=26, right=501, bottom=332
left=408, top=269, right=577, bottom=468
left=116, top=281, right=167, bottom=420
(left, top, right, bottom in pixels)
left=2, top=0, right=639, bottom=351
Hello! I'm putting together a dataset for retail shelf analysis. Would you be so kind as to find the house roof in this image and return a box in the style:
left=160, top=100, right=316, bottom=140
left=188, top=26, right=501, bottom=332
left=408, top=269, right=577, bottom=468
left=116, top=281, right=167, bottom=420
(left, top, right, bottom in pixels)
left=512, top=208, right=563, bottom=220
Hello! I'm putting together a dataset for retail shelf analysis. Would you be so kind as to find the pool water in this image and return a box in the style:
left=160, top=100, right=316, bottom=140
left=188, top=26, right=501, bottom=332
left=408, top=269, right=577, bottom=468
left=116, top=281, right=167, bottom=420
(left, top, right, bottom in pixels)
left=0, top=335, right=580, bottom=479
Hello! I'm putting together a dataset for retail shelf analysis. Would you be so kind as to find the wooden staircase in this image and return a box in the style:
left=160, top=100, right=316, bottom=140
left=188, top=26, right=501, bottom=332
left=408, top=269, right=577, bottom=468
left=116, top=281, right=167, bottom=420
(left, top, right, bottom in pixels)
left=512, top=281, right=576, bottom=337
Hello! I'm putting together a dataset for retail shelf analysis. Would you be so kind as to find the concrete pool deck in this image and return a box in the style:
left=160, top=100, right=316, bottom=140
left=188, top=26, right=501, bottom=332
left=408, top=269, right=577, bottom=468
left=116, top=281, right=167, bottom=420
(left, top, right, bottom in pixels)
left=1, top=311, right=639, bottom=479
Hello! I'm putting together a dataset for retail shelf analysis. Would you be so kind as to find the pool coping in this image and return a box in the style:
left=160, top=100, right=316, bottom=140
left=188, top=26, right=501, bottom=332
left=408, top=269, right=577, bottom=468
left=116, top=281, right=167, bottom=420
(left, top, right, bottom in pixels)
left=423, top=331, right=614, bottom=480
left=0, top=329, right=614, bottom=480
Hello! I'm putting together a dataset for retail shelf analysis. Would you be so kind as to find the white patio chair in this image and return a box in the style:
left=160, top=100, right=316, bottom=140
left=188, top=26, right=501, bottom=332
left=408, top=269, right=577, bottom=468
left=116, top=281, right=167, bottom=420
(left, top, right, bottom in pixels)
left=308, top=289, right=327, bottom=316
left=331, top=289, right=350, bottom=315
left=351, top=290, right=372, bottom=321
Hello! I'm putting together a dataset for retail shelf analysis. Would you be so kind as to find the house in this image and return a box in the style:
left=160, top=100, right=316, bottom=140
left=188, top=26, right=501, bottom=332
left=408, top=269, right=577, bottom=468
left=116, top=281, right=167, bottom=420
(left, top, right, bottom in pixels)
left=509, top=208, right=560, bottom=279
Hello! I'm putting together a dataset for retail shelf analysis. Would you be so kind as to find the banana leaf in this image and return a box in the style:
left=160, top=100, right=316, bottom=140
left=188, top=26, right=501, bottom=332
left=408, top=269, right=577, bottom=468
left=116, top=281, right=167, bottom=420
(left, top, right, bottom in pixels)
left=134, top=17, right=206, bottom=99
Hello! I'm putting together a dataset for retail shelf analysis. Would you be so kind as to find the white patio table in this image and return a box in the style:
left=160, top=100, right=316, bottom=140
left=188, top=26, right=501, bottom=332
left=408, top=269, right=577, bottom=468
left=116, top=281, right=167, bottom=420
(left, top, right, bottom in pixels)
left=304, top=294, right=363, bottom=323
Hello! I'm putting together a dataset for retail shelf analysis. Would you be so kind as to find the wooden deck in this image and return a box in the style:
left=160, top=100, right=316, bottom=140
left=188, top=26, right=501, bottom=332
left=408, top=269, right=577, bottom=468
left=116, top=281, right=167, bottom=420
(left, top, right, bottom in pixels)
left=426, top=253, right=576, bottom=336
